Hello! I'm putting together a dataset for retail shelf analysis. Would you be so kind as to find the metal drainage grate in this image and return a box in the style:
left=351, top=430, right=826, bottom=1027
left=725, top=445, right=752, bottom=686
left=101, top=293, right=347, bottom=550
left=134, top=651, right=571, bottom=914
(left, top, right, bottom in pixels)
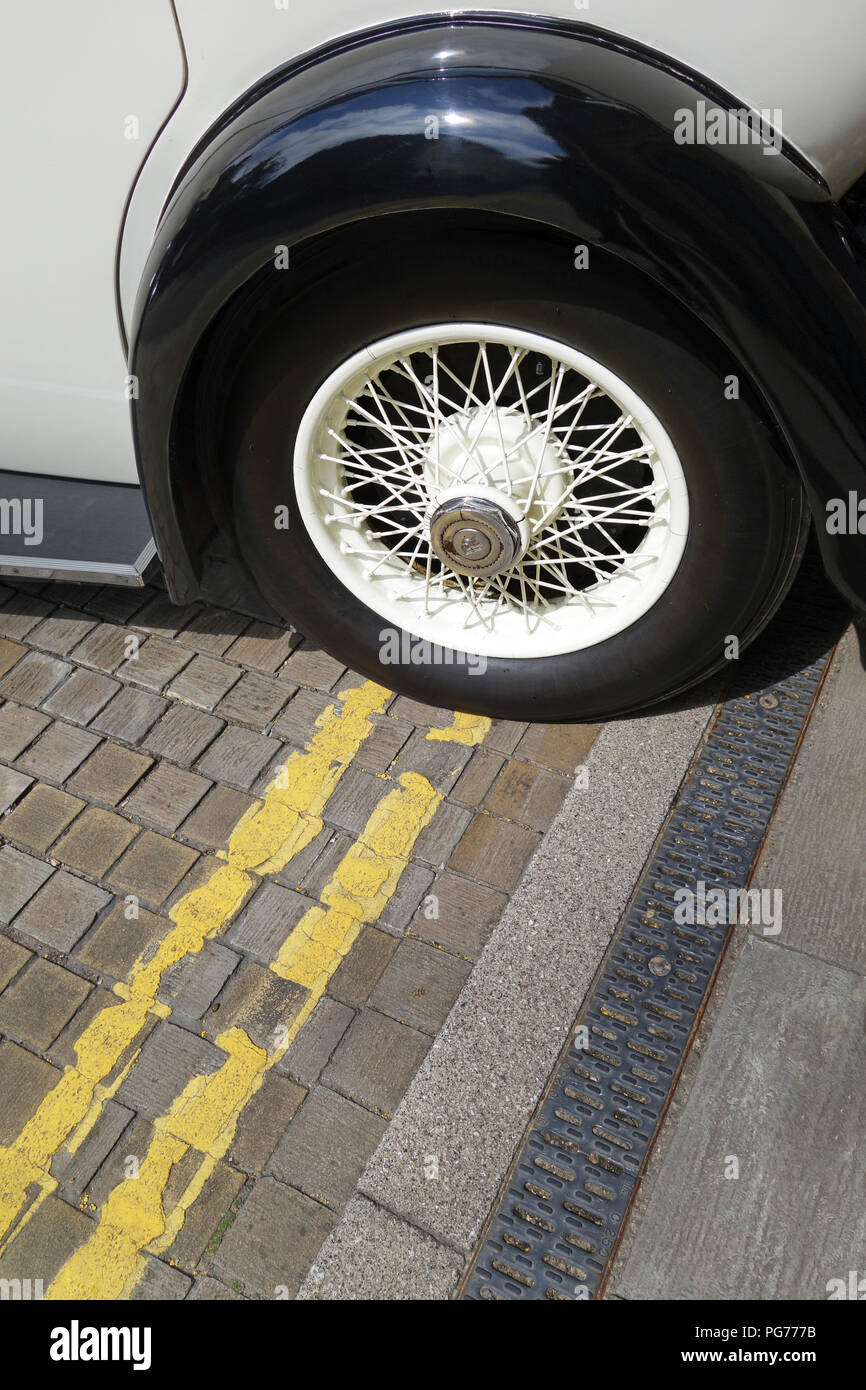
left=460, top=599, right=838, bottom=1300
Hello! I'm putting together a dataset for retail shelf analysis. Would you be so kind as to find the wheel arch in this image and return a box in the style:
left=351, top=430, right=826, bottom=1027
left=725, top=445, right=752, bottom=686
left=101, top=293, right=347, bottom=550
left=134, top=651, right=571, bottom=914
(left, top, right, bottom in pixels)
left=129, top=14, right=866, bottom=609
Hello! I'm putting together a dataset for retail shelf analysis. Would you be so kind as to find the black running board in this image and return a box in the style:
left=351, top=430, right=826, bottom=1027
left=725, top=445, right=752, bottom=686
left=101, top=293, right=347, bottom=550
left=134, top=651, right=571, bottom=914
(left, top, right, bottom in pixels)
left=0, top=471, right=156, bottom=587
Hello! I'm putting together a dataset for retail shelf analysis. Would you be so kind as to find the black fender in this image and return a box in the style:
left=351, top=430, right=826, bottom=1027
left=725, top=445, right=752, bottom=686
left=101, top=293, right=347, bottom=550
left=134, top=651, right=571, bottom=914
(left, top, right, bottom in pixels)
left=130, top=13, right=866, bottom=610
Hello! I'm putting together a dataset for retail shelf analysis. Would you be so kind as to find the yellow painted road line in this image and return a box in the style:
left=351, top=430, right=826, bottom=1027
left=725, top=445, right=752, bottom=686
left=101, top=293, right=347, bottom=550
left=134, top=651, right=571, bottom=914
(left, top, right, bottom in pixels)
left=0, top=681, right=389, bottom=1250
left=48, top=770, right=444, bottom=1300
left=427, top=711, right=490, bottom=745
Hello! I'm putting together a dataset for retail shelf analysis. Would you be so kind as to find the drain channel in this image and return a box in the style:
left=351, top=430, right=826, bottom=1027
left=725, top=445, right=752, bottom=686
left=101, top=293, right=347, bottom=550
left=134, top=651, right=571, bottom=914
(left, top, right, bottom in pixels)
left=460, top=598, right=838, bottom=1300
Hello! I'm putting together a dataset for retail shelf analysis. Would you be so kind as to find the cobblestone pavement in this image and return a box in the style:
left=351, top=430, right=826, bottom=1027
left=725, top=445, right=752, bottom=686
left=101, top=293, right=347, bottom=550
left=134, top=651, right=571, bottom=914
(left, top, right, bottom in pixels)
left=0, top=576, right=598, bottom=1299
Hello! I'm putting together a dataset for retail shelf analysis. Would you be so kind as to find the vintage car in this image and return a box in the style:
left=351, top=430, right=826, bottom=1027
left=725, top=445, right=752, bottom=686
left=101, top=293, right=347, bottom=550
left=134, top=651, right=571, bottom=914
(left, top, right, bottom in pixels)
left=2, top=1, right=865, bottom=719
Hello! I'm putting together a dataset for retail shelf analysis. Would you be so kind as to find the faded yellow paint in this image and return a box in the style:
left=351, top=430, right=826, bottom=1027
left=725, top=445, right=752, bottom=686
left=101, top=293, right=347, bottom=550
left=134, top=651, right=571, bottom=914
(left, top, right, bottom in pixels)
left=427, top=711, right=491, bottom=745
left=272, top=771, right=440, bottom=988
left=0, top=682, right=388, bottom=1251
left=48, top=769, right=441, bottom=1300
left=226, top=681, right=390, bottom=875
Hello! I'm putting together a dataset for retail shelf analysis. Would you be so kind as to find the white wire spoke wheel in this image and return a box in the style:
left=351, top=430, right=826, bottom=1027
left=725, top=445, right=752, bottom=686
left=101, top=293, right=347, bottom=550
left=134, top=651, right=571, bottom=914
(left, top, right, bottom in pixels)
left=293, top=324, right=689, bottom=659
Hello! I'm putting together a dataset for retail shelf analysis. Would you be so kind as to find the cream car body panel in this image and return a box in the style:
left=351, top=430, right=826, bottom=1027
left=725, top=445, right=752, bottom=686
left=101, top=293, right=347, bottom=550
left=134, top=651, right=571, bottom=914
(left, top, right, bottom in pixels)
left=0, top=0, right=185, bottom=485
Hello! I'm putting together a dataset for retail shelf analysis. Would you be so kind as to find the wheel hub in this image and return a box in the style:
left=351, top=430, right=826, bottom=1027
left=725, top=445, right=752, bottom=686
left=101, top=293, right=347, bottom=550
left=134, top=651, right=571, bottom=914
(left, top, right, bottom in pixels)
left=429, top=496, right=525, bottom=578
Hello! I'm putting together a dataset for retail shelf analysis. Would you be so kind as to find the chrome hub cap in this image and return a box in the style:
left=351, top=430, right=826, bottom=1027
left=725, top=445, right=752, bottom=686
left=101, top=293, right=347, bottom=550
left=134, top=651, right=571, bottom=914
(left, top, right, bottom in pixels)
left=429, top=495, right=525, bottom=578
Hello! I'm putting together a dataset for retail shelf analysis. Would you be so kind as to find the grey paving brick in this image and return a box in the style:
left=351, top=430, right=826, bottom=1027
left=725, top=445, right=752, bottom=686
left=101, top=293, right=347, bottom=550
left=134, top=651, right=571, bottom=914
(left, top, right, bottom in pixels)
left=0, top=934, right=31, bottom=991
left=68, top=741, right=153, bottom=805
left=0, top=650, right=71, bottom=705
left=0, top=702, right=50, bottom=760
left=409, top=869, right=507, bottom=960
left=131, top=1258, right=193, bottom=1301
left=13, top=870, right=110, bottom=953
left=246, top=751, right=290, bottom=800
left=379, top=861, right=435, bottom=935
left=84, top=583, right=157, bottom=624
left=90, top=686, right=167, bottom=744
left=392, top=728, right=473, bottom=792
left=132, top=592, right=201, bottom=639
left=229, top=1072, right=306, bottom=1172
left=77, top=900, right=170, bottom=983
left=42, top=666, right=120, bottom=723
left=195, top=725, right=282, bottom=790
left=329, top=927, right=399, bottom=1006
left=203, top=962, right=307, bottom=1052
left=370, top=938, right=472, bottom=1035
left=28, top=611, right=96, bottom=655
left=39, top=583, right=100, bottom=607
left=412, top=801, right=473, bottom=867
left=215, top=671, right=291, bottom=729
left=118, top=1021, right=224, bottom=1117
left=451, top=748, right=506, bottom=806
left=281, top=643, right=347, bottom=691
left=212, top=1176, right=337, bottom=1299
left=355, top=714, right=413, bottom=773
left=483, top=719, right=529, bottom=756
left=142, top=703, right=224, bottom=766
left=0, top=591, right=52, bottom=639
left=514, top=720, right=600, bottom=773
left=271, top=688, right=333, bottom=746
left=0, top=957, right=91, bottom=1050
left=107, top=831, right=199, bottom=909
left=53, top=807, right=140, bottom=878
left=0, top=845, right=54, bottom=922
left=179, top=783, right=257, bottom=848
left=164, top=1159, right=246, bottom=1273
left=273, top=824, right=334, bottom=891
left=1, top=783, right=83, bottom=853
left=16, top=720, right=101, bottom=783
left=270, top=1086, right=387, bottom=1207
left=116, top=634, right=193, bottom=690
left=175, top=606, right=249, bottom=656
left=158, top=940, right=239, bottom=1020
left=0, top=637, right=28, bottom=678
left=323, top=1009, right=430, bottom=1117
left=389, top=697, right=455, bottom=730
left=0, top=763, right=32, bottom=813
left=69, top=621, right=131, bottom=673
left=167, top=654, right=241, bottom=710
left=86, top=1113, right=161, bottom=1211
left=0, top=1038, right=59, bottom=1141
left=485, top=759, right=572, bottom=830
left=187, top=1276, right=246, bottom=1301
left=0, top=1192, right=93, bottom=1288
left=225, top=620, right=299, bottom=674
left=297, top=830, right=354, bottom=898
left=122, top=762, right=211, bottom=834
left=323, top=768, right=386, bottom=835
left=279, top=997, right=354, bottom=1086
left=448, top=813, right=541, bottom=893
left=227, top=882, right=315, bottom=961
left=51, top=1098, right=134, bottom=1201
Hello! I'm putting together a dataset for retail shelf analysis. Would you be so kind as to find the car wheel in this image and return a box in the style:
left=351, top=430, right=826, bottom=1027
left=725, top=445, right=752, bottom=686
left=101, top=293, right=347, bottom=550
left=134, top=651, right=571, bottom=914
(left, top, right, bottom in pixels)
left=201, top=221, right=808, bottom=722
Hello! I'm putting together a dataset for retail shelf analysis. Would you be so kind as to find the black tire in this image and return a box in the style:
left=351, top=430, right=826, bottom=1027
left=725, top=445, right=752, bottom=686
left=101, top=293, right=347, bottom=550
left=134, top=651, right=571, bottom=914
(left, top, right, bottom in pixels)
left=200, top=219, right=807, bottom=722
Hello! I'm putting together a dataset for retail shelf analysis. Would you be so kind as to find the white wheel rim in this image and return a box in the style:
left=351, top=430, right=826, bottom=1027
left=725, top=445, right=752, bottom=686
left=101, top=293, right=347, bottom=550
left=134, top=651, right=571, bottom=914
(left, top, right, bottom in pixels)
left=293, top=324, right=689, bottom=659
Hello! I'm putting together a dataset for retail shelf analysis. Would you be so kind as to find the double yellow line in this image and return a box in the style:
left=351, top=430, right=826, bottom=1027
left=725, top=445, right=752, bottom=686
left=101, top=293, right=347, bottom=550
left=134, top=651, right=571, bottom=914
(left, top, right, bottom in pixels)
left=0, top=680, right=488, bottom=1298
